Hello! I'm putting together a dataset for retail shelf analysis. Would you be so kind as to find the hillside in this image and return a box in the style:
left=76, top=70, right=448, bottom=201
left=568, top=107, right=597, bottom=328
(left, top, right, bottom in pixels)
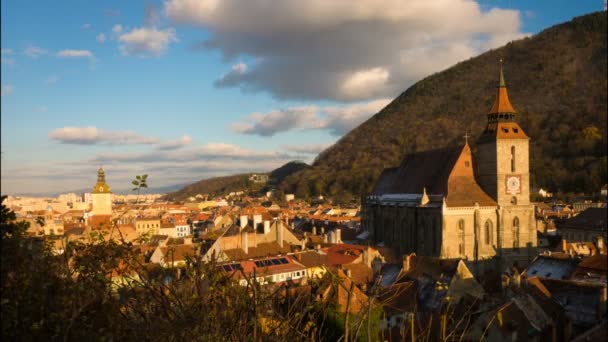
left=280, top=12, right=608, bottom=203
left=164, top=161, right=310, bottom=201
left=268, top=161, right=311, bottom=186
left=163, top=174, right=255, bottom=201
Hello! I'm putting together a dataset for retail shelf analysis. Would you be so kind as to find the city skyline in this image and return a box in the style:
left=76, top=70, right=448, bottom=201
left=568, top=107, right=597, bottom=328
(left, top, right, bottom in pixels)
left=1, top=0, right=603, bottom=195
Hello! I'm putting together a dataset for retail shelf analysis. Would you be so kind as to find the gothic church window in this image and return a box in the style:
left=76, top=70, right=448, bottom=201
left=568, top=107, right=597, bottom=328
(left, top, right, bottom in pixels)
left=484, top=220, right=492, bottom=245
left=511, top=146, right=516, bottom=172
left=512, top=217, right=520, bottom=250
left=458, top=219, right=465, bottom=256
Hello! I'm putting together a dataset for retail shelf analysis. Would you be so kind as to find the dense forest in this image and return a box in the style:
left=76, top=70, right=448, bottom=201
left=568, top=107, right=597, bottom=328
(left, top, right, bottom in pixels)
left=279, top=12, right=608, bottom=203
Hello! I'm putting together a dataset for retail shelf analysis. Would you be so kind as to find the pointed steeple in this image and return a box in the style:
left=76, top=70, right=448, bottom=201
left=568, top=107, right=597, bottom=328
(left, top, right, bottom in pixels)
left=489, top=59, right=516, bottom=115
left=420, top=187, right=430, bottom=206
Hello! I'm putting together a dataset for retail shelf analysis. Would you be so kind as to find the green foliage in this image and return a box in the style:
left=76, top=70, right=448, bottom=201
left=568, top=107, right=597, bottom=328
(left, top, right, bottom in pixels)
left=279, top=12, right=608, bottom=202
left=131, top=174, right=148, bottom=192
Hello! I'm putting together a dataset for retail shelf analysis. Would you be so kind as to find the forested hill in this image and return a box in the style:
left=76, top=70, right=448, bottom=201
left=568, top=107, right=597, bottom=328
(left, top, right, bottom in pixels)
left=163, top=161, right=310, bottom=201
left=279, top=12, right=608, bottom=203
left=163, top=174, right=255, bottom=201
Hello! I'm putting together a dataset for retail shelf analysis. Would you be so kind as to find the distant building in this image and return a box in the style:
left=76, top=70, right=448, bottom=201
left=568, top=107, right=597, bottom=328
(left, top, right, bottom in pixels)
left=249, top=174, right=269, bottom=183
left=364, top=64, right=537, bottom=269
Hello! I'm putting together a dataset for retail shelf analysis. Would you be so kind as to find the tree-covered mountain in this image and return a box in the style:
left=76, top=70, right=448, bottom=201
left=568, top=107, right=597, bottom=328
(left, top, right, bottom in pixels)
left=279, top=12, right=608, bottom=203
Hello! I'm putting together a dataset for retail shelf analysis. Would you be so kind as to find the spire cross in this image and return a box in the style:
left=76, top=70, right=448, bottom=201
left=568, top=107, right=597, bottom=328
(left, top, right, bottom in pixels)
left=463, top=130, right=471, bottom=144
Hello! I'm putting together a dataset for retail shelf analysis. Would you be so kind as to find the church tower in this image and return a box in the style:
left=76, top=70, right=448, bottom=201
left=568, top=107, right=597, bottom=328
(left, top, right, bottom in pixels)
left=476, top=62, right=530, bottom=206
left=476, top=61, right=536, bottom=261
left=91, top=167, right=112, bottom=216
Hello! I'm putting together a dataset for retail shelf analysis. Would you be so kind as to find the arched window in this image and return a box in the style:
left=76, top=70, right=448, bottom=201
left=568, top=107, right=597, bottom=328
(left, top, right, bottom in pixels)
left=513, top=217, right=520, bottom=249
left=484, top=220, right=493, bottom=245
left=458, top=219, right=465, bottom=256
left=511, top=146, right=516, bottom=172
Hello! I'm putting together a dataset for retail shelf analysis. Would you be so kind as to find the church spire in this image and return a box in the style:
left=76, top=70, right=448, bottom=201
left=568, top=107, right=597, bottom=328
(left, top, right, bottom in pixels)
left=488, top=59, right=516, bottom=115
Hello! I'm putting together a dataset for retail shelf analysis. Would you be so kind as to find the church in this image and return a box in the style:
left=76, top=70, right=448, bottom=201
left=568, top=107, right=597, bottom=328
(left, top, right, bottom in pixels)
left=363, top=64, right=537, bottom=269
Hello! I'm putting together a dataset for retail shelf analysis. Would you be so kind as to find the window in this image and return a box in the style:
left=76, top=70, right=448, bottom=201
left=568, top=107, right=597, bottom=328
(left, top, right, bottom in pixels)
left=511, top=196, right=517, bottom=205
left=465, top=161, right=470, bottom=167
left=458, top=219, right=465, bottom=256
left=513, top=217, right=520, bottom=250
left=484, top=220, right=492, bottom=245
left=511, top=146, right=516, bottom=172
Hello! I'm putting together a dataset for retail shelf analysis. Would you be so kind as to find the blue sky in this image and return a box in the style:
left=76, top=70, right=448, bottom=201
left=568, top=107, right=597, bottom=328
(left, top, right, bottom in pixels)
left=1, top=0, right=603, bottom=194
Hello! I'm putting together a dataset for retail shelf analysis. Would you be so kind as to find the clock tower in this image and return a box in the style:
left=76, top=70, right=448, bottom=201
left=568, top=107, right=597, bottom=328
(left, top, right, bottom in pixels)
left=476, top=61, right=536, bottom=260
left=476, top=62, right=530, bottom=206
left=91, top=167, right=112, bottom=216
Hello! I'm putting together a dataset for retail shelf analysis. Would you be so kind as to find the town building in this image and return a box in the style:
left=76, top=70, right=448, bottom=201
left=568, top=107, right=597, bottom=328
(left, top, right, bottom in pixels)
left=91, top=167, right=112, bottom=216
left=364, top=64, right=537, bottom=270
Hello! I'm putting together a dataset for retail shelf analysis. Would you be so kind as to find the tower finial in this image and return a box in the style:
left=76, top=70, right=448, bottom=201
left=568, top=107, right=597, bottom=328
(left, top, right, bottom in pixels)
left=499, top=58, right=506, bottom=88
left=463, top=130, right=470, bottom=145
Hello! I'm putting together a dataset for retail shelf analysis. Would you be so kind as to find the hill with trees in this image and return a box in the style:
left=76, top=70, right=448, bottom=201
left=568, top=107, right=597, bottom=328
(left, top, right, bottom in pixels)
left=279, top=12, right=608, bottom=203
left=164, top=161, right=310, bottom=201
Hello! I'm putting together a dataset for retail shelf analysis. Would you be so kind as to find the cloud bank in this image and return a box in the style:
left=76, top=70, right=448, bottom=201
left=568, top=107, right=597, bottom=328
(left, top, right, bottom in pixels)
left=232, top=98, right=390, bottom=136
left=166, top=0, right=527, bottom=101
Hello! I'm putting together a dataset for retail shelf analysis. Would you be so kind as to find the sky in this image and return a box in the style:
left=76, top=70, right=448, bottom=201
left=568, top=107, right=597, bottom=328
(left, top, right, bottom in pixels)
left=1, top=0, right=604, bottom=195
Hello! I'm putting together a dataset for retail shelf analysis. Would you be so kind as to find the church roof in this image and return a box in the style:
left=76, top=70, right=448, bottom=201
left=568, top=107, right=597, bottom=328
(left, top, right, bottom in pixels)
left=372, top=146, right=461, bottom=195
left=372, top=143, right=496, bottom=207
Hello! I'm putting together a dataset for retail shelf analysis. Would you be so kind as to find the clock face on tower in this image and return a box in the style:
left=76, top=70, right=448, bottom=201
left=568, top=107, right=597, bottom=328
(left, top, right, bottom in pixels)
left=506, top=175, right=521, bottom=195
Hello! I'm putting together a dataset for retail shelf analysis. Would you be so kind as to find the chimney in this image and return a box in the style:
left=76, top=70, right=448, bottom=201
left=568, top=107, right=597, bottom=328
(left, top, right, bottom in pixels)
left=263, top=220, right=271, bottom=234
left=240, top=215, right=248, bottom=230
left=290, top=221, right=295, bottom=230
left=277, top=221, right=284, bottom=248
left=242, top=231, right=248, bottom=255
left=336, top=228, right=342, bottom=244
left=323, top=234, right=328, bottom=244
left=321, top=227, right=325, bottom=235
left=253, top=214, right=262, bottom=228
left=184, top=237, right=192, bottom=245
left=312, top=226, right=317, bottom=235
left=301, top=239, right=306, bottom=250
left=403, top=253, right=415, bottom=272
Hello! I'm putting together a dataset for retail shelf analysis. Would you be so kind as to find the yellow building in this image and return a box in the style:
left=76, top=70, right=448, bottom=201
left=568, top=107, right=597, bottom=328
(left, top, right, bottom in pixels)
left=91, top=167, right=112, bottom=216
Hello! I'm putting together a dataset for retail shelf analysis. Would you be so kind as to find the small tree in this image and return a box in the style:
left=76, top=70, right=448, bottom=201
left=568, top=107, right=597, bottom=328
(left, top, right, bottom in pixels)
left=131, top=174, right=148, bottom=204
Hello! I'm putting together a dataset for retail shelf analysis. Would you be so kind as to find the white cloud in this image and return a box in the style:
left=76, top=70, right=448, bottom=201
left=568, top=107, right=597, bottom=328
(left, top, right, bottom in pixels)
left=158, top=135, right=193, bottom=150
left=49, top=126, right=160, bottom=145
left=1, top=48, right=13, bottom=55
left=35, top=106, right=48, bottom=113
left=113, top=24, right=123, bottom=33
left=24, top=46, right=47, bottom=58
left=118, top=27, right=178, bottom=56
left=340, top=67, right=390, bottom=100
left=1, top=84, right=13, bottom=96
left=45, top=75, right=59, bottom=85
left=96, top=33, right=107, bottom=43
left=232, top=98, right=390, bottom=136
left=82, top=23, right=92, bottom=30
left=166, top=0, right=527, bottom=101
left=56, top=49, right=94, bottom=58
left=1, top=58, right=15, bottom=65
